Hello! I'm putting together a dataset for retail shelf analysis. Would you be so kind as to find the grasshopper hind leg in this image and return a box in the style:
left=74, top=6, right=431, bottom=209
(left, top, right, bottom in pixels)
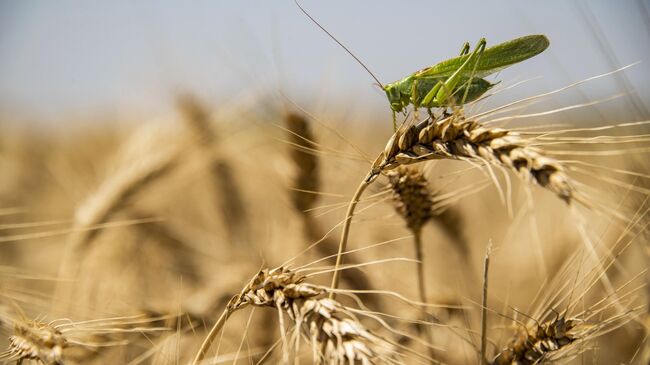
left=459, top=41, right=470, bottom=56
left=460, top=38, right=487, bottom=105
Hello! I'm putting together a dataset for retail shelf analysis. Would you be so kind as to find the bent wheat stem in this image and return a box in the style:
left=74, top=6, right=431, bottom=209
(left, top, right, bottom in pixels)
left=191, top=307, right=232, bottom=365
left=329, top=174, right=373, bottom=298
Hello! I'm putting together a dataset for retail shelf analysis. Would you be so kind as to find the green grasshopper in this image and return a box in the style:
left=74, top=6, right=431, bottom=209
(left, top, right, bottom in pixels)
left=382, top=35, right=550, bottom=125
left=294, top=1, right=549, bottom=128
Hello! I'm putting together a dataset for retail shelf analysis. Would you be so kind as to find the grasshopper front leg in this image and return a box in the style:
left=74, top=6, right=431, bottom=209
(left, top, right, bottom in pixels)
left=411, top=78, right=422, bottom=120
left=420, top=79, right=445, bottom=109
left=392, top=110, right=397, bottom=131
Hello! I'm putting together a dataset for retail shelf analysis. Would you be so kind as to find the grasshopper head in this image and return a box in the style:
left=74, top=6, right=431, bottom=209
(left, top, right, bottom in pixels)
left=382, top=83, right=405, bottom=113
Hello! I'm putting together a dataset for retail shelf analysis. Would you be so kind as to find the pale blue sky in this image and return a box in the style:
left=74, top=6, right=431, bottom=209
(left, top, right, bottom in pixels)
left=1, top=1, right=649, bottom=124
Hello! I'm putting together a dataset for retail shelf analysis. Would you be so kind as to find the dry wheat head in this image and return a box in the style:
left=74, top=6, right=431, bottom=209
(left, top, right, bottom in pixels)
left=230, top=267, right=392, bottom=364
left=6, top=319, right=67, bottom=365
left=491, top=315, right=579, bottom=365
left=373, top=112, right=573, bottom=203
left=286, top=112, right=320, bottom=212
left=387, top=167, right=435, bottom=233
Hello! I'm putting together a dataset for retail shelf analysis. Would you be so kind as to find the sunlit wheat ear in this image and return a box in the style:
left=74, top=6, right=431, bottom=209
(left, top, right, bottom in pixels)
left=490, top=314, right=579, bottom=365
left=372, top=110, right=574, bottom=204
left=285, top=112, right=377, bottom=305
left=178, top=94, right=218, bottom=145
left=5, top=319, right=67, bottom=365
left=286, top=112, right=320, bottom=212
left=490, top=209, right=647, bottom=365
left=490, top=299, right=641, bottom=365
left=387, top=167, right=434, bottom=233
left=329, top=108, right=574, bottom=296
left=246, top=269, right=387, bottom=364
left=68, top=123, right=181, bottom=252
left=55, top=126, right=180, bottom=310
left=127, top=209, right=202, bottom=285
left=178, top=94, right=249, bottom=244
left=193, top=266, right=396, bottom=365
left=1, top=309, right=174, bottom=365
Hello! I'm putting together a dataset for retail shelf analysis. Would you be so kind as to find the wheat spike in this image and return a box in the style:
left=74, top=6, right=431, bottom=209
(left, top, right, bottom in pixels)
left=331, top=110, right=574, bottom=297
left=53, top=126, right=180, bottom=314
left=386, top=166, right=435, bottom=361
left=179, top=95, right=250, bottom=244
left=6, top=319, right=67, bottom=365
left=372, top=112, right=574, bottom=203
left=236, top=267, right=391, bottom=364
left=286, top=112, right=320, bottom=212
left=491, top=315, right=579, bottom=364
left=285, top=112, right=378, bottom=308
left=193, top=266, right=395, bottom=364
left=387, top=167, right=435, bottom=233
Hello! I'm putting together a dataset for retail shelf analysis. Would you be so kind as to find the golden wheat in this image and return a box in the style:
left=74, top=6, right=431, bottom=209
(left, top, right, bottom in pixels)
left=4, top=319, right=67, bottom=365
left=491, top=315, right=579, bottom=364
left=372, top=111, right=574, bottom=203
left=193, top=266, right=399, bottom=364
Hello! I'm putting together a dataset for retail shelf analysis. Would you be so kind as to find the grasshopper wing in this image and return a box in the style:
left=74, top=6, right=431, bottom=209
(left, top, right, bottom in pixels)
left=415, top=34, right=549, bottom=79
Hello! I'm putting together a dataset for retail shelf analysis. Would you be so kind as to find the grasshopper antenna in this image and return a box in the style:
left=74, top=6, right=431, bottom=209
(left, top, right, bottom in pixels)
left=294, top=0, right=384, bottom=88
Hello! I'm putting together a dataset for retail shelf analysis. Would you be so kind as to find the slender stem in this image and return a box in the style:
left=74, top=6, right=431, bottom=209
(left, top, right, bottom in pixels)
left=329, top=173, right=372, bottom=299
left=413, top=230, right=427, bottom=305
left=413, top=230, right=435, bottom=363
left=480, top=241, right=492, bottom=365
left=192, top=307, right=232, bottom=365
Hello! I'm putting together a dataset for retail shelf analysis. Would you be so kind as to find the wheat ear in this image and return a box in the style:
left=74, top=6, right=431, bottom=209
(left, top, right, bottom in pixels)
left=386, top=166, right=435, bottom=360
left=331, top=110, right=575, bottom=293
left=179, top=95, right=250, bottom=244
left=490, top=315, right=580, bottom=364
left=285, top=112, right=377, bottom=306
left=5, top=319, right=67, bottom=365
left=55, top=136, right=179, bottom=311
left=371, top=112, right=574, bottom=203
left=192, top=266, right=392, bottom=364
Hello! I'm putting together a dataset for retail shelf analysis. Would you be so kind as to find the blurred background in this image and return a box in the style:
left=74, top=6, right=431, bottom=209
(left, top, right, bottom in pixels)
left=1, top=0, right=649, bottom=126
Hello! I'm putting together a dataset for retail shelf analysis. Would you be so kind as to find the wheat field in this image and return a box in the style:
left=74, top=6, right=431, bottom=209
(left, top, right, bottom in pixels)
left=1, top=3, right=650, bottom=363
left=0, top=78, right=649, bottom=364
